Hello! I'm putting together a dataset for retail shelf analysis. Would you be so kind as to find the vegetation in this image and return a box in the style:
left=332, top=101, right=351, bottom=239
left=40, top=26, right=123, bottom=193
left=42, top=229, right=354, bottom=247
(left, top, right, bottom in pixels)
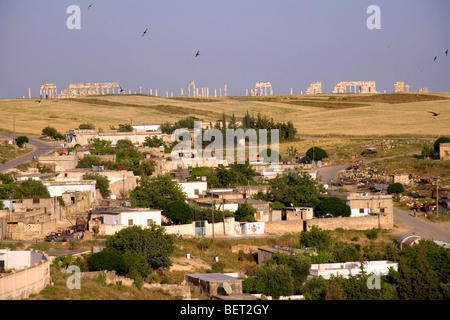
left=13, top=178, right=50, bottom=199
left=130, top=174, right=187, bottom=210
left=315, top=197, right=351, bottom=217
left=82, top=172, right=111, bottom=197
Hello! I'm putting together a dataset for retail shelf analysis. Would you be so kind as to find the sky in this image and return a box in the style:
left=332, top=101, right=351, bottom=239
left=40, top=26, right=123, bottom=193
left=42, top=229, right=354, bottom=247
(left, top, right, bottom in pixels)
left=0, top=0, right=449, bottom=98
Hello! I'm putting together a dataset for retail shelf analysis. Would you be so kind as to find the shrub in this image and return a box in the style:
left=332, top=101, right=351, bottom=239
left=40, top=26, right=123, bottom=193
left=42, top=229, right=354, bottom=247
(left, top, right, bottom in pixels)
left=243, top=277, right=266, bottom=294
left=87, top=250, right=128, bottom=275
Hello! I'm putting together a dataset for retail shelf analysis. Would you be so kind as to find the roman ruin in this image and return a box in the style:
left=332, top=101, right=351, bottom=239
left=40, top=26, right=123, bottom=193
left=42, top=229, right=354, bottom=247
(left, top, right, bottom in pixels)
left=306, top=82, right=322, bottom=94
left=393, top=81, right=410, bottom=93
left=57, top=82, right=121, bottom=98
left=332, top=81, right=377, bottom=94
left=40, top=83, right=58, bottom=99
left=254, top=82, right=273, bottom=96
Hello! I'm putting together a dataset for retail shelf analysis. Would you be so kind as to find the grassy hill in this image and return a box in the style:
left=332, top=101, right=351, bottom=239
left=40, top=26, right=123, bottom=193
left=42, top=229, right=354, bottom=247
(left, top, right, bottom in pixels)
left=0, top=92, right=449, bottom=137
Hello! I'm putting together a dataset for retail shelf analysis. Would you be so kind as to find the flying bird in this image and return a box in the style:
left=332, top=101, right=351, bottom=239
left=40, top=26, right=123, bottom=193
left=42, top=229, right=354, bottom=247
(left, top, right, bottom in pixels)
left=120, top=86, right=124, bottom=93
left=88, top=3, right=93, bottom=9
left=433, top=56, right=437, bottom=61
left=428, top=111, right=440, bottom=117
left=142, top=28, right=148, bottom=37
left=445, top=49, right=448, bottom=56
left=195, top=50, right=200, bottom=57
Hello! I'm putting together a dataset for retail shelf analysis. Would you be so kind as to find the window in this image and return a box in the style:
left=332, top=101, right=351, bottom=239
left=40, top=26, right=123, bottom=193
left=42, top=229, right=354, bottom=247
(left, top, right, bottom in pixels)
left=194, top=189, right=199, bottom=195
left=147, top=219, right=153, bottom=226
left=359, top=208, right=365, bottom=214
left=380, top=208, right=385, bottom=213
left=128, top=219, right=133, bottom=226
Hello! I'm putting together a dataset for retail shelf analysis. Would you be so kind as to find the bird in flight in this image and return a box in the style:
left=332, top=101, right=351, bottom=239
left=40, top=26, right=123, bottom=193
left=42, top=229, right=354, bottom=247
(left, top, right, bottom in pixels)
left=195, top=50, right=200, bottom=57
left=428, top=111, right=440, bottom=117
left=142, top=28, right=148, bottom=37
left=88, top=3, right=93, bottom=9
left=120, top=86, right=124, bottom=93
left=446, top=49, right=448, bottom=56
left=433, top=56, right=437, bottom=61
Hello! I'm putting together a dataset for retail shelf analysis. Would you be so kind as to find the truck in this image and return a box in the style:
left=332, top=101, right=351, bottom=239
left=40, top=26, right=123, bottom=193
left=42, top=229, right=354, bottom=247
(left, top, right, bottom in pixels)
left=75, top=216, right=87, bottom=232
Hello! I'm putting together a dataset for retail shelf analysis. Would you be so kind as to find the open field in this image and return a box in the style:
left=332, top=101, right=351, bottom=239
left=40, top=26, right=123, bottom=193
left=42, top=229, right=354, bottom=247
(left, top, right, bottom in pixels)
left=0, top=92, right=449, bottom=137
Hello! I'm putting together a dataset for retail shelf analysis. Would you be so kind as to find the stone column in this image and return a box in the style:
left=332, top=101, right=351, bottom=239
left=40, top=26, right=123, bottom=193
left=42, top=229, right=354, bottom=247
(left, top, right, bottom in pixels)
left=150, top=89, right=153, bottom=95
left=219, top=88, right=222, bottom=97
left=155, top=89, right=158, bottom=96
left=215, top=88, right=217, bottom=97
left=28, top=88, right=31, bottom=99
left=181, top=88, right=183, bottom=96
left=140, top=86, right=142, bottom=94
left=224, top=85, right=227, bottom=97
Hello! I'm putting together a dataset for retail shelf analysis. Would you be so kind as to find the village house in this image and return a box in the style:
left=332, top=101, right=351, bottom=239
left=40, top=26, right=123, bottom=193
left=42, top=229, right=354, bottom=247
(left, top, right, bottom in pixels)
left=309, top=260, right=398, bottom=279
left=179, top=181, right=208, bottom=199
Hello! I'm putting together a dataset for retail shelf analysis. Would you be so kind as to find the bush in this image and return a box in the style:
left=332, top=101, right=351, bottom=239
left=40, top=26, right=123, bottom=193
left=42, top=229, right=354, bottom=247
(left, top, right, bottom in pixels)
left=305, top=147, right=328, bottom=161
left=164, top=201, right=192, bottom=224
left=316, top=197, right=351, bottom=217
left=365, top=228, right=380, bottom=240
left=87, top=250, right=128, bottom=275
left=243, top=277, right=266, bottom=294
left=387, top=182, right=404, bottom=195
left=299, top=226, right=332, bottom=251
left=255, top=263, right=295, bottom=299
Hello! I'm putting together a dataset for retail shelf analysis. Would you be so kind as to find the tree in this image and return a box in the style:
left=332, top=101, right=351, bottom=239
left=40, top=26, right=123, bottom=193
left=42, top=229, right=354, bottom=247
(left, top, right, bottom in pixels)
left=13, top=178, right=50, bottom=199
left=387, top=183, right=404, bottom=201
left=76, top=155, right=103, bottom=168
left=255, top=263, right=295, bottom=299
left=316, top=197, right=351, bottom=217
left=90, top=139, right=112, bottom=155
left=268, top=169, right=320, bottom=208
left=130, top=174, right=186, bottom=210
left=164, top=200, right=192, bottom=224
left=305, top=147, right=328, bottom=162
left=143, top=135, right=165, bottom=148
left=234, top=202, right=257, bottom=222
left=433, top=136, right=450, bottom=152
left=15, top=136, right=29, bottom=148
left=41, top=126, right=59, bottom=139
left=83, top=172, right=111, bottom=197
left=105, top=225, right=174, bottom=270
left=299, top=226, right=332, bottom=252
left=268, top=252, right=311, bottom=290
left=87, top=250, right=128, bottom=275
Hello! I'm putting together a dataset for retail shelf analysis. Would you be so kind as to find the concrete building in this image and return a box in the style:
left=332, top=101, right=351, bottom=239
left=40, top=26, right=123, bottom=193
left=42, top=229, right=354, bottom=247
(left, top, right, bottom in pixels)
left=42, top=180, right=97, bottom=201
left=320, top=192, right=393, bottom=220
left=184, top=273, right=243, bottom=297
left=285, top=207, right=314, bottom=220
left=440, top=143, right=450, bottom=160
left=179, top=181, right=208, bottom=199
left=309, top=260, right=398, bottom=279
left=0, top=248, right=51, bottom=300
left=101, top=207, right=162, bottom=227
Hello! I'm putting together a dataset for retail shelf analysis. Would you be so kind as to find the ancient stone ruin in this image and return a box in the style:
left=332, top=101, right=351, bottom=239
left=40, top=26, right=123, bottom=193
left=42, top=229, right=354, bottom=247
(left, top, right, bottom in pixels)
left=393, top=81, right=410, bottom=93
left=57, top=82, right=121, bottom=98
left=306, top=82, right=322, bottom=94
left=40, top=83, right=58, bottom=99
left=253, top=82, right=273, bottom=96
left=332, top=81, right=377, bottom=94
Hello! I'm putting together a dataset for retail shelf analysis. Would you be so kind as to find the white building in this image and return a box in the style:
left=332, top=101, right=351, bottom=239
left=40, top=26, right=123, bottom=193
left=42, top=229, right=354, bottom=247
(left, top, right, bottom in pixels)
left=42, top=180, right=97, bottom=201
left=309, top=260, right=398, bottom=279
left=179, top=181, right=208, bottom=198
left=132, top=124, right=161, bottom=132
left=102, top=208, right=162, bottom=227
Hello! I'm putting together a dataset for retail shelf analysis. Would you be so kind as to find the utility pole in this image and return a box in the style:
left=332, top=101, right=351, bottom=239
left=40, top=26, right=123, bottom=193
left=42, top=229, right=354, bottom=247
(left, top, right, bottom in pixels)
left=436, top=178, right=439, bottom=217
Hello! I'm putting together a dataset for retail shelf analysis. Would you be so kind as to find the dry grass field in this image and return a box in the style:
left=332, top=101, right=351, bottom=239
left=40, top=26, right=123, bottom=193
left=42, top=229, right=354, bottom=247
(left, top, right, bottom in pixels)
left=0, top=92, right=449, bottom=137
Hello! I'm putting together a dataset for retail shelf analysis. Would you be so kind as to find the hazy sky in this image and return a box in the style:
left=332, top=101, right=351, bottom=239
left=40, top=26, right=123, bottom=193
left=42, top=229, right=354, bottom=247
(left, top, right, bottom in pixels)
left=0, top=0, right=449, bottom=98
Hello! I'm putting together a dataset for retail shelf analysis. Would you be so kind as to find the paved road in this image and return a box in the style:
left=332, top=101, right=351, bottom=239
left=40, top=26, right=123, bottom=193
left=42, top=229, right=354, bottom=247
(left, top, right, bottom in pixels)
left=316, top=151, right=450, bottom=243
left=0, top=133, right=57, bottom=173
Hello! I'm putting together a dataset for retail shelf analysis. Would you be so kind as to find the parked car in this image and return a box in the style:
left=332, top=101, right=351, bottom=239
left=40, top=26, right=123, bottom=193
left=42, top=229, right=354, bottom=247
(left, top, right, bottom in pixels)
left=44, top=231, right=74, bottom=242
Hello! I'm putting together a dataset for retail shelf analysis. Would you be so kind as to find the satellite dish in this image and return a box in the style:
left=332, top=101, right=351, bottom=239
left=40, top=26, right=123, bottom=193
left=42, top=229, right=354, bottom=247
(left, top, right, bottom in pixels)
left=221, top=281, right=232, bottom=295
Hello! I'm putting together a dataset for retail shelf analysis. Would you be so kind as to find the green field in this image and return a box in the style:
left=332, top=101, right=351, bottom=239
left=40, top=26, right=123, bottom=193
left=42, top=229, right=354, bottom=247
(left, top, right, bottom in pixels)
left=0, top=92, right=449, bottom=138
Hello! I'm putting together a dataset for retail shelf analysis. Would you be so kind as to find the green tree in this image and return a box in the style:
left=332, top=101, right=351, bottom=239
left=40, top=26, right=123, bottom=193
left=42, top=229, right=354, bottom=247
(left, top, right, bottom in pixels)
left=164, top=200, right=192, bottom=224
left=83, top=172, right=111, bottom=197
left=105, top=225, right=174, bottom=270
left=255, top=263, right=295, bottom=299
left=143, top=135, right=165, bottom=148
left=387, top=183, right=404, bottom=201
left=243, top=277, right=266, bottom=294
left=130, top=174, right=186, bottom=210
left=15, top=136, right=29, bottom=148
left=268, top=169, right=320, bottom=208
left=268, top=252, right=311, bottom=290
left=90, top=139, right=112, bottom=155
left=76, top=155, right=103, bottom=168
left=299, top=226, right=332, bottom=252
left=305, top=146, right=328, bottom=162
left=87, top=250, right=128, bottom=275
left=316, top=197, right=351, bottom=217
left=433, top=136, right=450, bottom=152
left=234, top=202, right=257, bottom=222
left=13, top=178, right=50, bottom=199
left=41, top=126, right=59, bottom=139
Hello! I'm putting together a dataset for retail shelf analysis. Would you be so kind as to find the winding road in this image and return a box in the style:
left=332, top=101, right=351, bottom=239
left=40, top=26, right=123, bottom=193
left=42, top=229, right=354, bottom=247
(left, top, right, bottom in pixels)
left=0, top=132, right=57, bottom=173
left=316, top=152, right=450, bottom=243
